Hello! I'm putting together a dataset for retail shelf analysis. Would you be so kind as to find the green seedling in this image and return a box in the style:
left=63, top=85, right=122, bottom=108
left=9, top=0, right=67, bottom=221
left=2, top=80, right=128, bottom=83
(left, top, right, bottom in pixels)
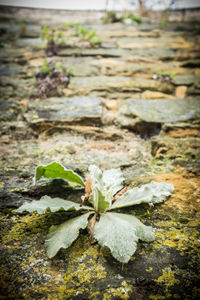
left=127, top=13, right=142, bottom=24
left=41, top=59, right=52, bottom=73
left=76, top=26, right=102, bottom=47
left=159, top=20, right=168, bottom=27
left=103, top=11, right=142, bottom=24
left=15, top=162, right=174, bottom=263
left=18, top=19, right=27, bottom=35
left=169, top=70, right=175, bottom=79
left=66, top=67, right=74, bottom=77
left=154, top=70, right=175, bottom=83
left=41, top=26, right=63, bottom=45
left=102, top=11, right=122, bottom=23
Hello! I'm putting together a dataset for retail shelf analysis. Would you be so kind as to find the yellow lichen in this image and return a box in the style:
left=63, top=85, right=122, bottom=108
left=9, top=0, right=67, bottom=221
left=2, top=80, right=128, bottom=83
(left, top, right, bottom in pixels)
left=153, top=219, right=200, bottom=260
left=103, top=281, right=132, bottom=300
left=154, top=266, right=180, bottom=297
left=0, top=182, right=5, bottom=188
left=9, top=187, right=21, bottom=192
left=156, top=267, right=180, bottom=286
left=149, top=295, right=166, bottom=300
left=146, top=267, right=153, bottom=272
left=57, top=235, right=108, bottom=299
left=2, top=213, right=50, bottom=242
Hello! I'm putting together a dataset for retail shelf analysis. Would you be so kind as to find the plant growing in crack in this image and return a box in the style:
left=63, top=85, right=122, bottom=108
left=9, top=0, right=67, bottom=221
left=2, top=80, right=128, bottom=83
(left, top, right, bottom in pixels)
left=34, top=60, right=73, bottom=98
left=15, top=162, right=174, bottom=263
left=153, top=70, right=175, bottom=84
left=76, top=26, right=102, bottom=48
left=41, top=25, right=66, bottom=56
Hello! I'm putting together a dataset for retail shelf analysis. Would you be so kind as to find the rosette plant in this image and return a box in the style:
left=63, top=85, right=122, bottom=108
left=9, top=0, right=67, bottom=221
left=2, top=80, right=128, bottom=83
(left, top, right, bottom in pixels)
left=15, top=162, right=174, bottom=263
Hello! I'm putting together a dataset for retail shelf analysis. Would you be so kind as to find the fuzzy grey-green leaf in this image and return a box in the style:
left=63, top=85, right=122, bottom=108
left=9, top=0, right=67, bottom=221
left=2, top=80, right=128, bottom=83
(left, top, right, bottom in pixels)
left=110, top=181, right=174, bottom=210
left=14, top=195, right=87, bottom=214
left=94, top=212, right=155, bottom=263
left=88, top=165, right=124, bottom=212
left=35, top=162, right=85, bottom=186
left=46, top=212, right=93, bottom=258
left=88, top=165, right=110, bottom=212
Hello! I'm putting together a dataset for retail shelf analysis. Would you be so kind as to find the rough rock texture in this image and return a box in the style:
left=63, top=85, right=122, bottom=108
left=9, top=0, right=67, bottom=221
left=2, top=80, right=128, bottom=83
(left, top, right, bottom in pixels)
left=24, top=96, right=102, bottom=126
left=0, top=6, right=200, bottom=300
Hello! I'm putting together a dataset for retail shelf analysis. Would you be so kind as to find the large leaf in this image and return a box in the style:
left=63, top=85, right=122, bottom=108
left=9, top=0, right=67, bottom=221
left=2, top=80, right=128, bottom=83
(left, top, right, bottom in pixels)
left=88, top=165, right=124, bottom=212
left=94, top=212, right=155, bottom=263
left=35, top=162, right=85, bottom=187
left=110, top=181, right=174, bottom=210
left=14, top=195, right=93, bottom=214
left=46, top=212, right=93, bottom=258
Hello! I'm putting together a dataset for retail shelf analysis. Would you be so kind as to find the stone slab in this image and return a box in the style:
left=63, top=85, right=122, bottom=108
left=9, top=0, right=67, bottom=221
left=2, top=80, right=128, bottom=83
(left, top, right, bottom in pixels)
left=24, top=96, right=102, bottom=125
left=58, top=48, right=130, bottom=57
left=173, top=74, right=200, bottom=86
left=69, top=76, right=174, bottom=94
left=118, top=98, right=200, bottom=125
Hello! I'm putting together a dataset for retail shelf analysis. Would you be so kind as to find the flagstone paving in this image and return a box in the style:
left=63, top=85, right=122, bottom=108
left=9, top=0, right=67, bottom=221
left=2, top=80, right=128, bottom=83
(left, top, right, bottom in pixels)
left=0, top=6, right=200, bottom=300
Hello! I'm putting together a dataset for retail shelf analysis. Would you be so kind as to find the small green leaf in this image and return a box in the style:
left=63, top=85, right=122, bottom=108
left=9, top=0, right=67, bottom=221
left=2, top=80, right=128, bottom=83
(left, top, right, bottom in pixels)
left=102, top=167, right=124, bottom=205
left=35, top=162, right=85, bottom=187
left=110, top=181, right=174, bottom=210
left=97, top=188, right=109, bottom=213
left=88, top=165, right=124, bottom=212
left=14, top=195, right=92, bottom=214
left=46, top=212, right=93, bottom=258
left=94, top=212, right=155, bottom=263
left=88, top=165, right=110, bottom=212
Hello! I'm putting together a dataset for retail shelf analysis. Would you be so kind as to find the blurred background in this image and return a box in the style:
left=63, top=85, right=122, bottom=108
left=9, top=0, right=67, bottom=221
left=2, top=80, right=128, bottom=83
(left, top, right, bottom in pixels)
left=0, top=0, right=200, bottom=10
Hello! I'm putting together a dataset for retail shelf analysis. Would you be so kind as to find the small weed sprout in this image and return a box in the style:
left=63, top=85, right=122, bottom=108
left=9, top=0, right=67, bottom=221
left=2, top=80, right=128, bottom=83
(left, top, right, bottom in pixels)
left=35, top=60, right=73, bottom=98
left=153, top=70, right=175, bottom=83
left=15, top=162, right=174, bottom=263
left=102, top=11, right=142, bottom=24
left=18, top=19, right=27, bottom=36
left=40, top=25, right=66, bottom=56
left=76, top=26, right=102, bottom=48
left=126, top=13, right=142, bottom=24
left=102, top=11, right=122, bottom=23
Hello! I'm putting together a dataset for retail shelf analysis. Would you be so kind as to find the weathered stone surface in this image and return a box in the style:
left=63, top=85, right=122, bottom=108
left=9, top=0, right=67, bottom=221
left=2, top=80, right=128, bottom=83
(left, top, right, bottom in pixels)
left=117, top=37, right=167, bottom=49
left=181, top=59, right=200, bottom=68
left=141, top=90, right=175, bottom=99
left=161, top=122, right=200, bottom=138
left=173, top=74, right=200, bottom=86
left=0, top=48, right=25, bottom=61
left=151, top=136, right=200, bottom=161
left=58, top=48, right=130, bottom=57
left=0, top=63, right=26, bottom=76
left=130, top=47, right=176, bottom=60
left=0, top=99, right=19, bottom=121
left=118, top=99, right=200, bottom=127
left=24, top=96, right=102, bottom=126
left=71, top=63, right=99, bottom=77
left=69, top=76, right=174, bottom=94
left=102, top=29, right=160, bottom=38
left=175, top=85, right=187, bottom=98
left=15, top=38, right=44, bottom=48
